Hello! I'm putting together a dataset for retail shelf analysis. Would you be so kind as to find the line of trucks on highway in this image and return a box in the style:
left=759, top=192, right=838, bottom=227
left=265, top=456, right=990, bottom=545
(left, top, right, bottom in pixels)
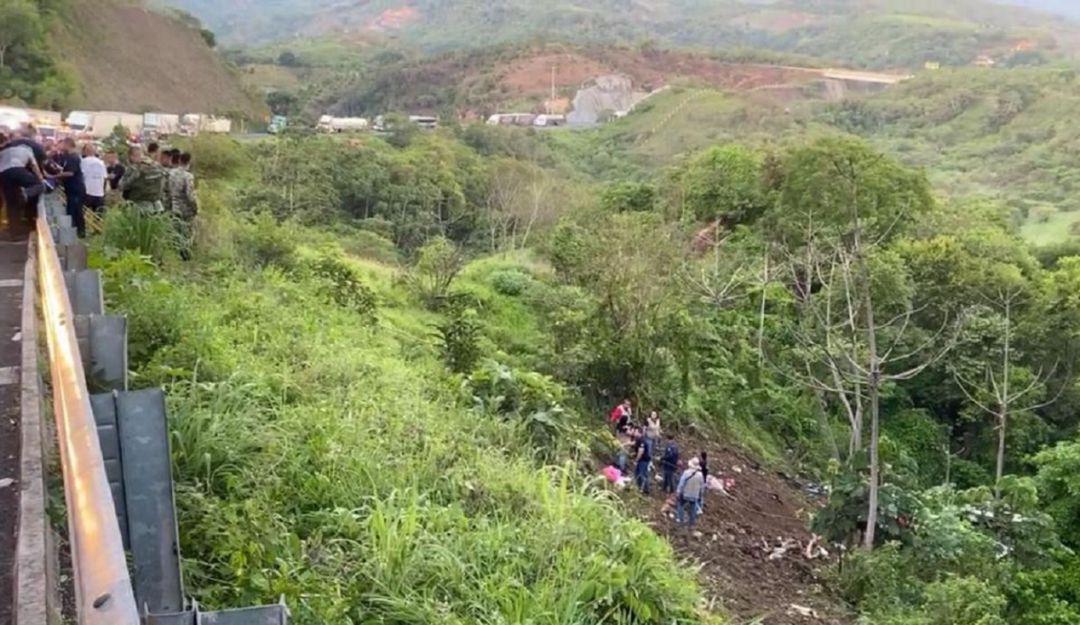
left=314, top=115, right=439, bottom=133
left=312, top=113, right=567, bottom=133
left=0, top=106, right=233, bottom=141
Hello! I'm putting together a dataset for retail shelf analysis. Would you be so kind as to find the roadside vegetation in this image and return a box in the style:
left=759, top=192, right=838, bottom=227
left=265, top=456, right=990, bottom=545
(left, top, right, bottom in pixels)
left=88, top=122, right=1080, bottom=625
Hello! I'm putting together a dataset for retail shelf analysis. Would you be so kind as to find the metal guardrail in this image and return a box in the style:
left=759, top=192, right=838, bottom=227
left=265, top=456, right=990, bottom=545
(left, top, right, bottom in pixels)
left=36, top=204, right=140, bottom=625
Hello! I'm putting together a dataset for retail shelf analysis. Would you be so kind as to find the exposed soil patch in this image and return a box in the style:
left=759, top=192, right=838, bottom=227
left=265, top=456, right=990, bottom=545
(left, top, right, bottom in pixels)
left=502, top=53, right=615, bottom=92
left=367, top=6, right=421, bottom=31
left=51, top=0, right=259, bottom=114
left=619, top=436, right=855, bottom=624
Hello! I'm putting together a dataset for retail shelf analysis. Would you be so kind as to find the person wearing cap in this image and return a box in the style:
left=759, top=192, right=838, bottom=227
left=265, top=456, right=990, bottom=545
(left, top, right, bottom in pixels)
left=675, top=457, right=705, bottom=527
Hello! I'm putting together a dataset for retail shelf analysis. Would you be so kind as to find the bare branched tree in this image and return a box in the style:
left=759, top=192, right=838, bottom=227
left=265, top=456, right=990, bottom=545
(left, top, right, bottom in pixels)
left=954, top=286, right=1065, bottom=498
left=781, top=242, right=955, bottom=549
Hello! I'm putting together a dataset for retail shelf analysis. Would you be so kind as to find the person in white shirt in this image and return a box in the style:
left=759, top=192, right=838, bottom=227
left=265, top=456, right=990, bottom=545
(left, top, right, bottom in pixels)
left=80, top=143, right=107, bottom=214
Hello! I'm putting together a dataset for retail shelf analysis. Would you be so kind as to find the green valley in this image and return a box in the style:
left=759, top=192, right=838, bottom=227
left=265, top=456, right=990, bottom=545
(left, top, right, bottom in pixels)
left=12, top=0, right=1080, bottom=623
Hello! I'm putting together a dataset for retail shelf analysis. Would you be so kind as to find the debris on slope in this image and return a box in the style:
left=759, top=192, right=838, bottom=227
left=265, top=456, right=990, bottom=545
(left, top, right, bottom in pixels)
left=625, top=439, right=855, bottom=624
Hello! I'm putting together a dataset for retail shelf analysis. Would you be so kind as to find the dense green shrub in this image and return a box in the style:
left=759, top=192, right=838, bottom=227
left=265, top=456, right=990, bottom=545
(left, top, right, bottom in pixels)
left=438, top=304, right=483, bottom=373
left=489, top=268, right=533, bottom=296
left=301, top=253, right=378, bottom=321
left=234, top=213, right=297, bottom=269
left=339, top=230, right=400, bottom=264
left=185, top=134, right=250, bottom=180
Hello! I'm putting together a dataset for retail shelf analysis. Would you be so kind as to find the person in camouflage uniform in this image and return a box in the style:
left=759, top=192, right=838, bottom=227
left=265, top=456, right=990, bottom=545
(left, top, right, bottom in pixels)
left=169, top=152, right=199, bottom=260
left=160, top=148, right=182, bottom=215
left=119, top=145, right=166, bottom=213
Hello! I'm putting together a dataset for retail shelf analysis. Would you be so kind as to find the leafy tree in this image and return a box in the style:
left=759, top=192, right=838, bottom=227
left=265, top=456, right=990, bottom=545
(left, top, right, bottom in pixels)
left=408, top=236, right=464, bottom=309
left=266, top=91, right=299, bottom=116
left=277, top=50, right=301, bottom=67
left=483, top=158, right=556, bottom=251
left=439, top=305, right=483, bottom=373
left=601, top=181, right=657, bottom=213
left=673, top=144, right=766, bottom=224
left=768, top=137, right=943, bottom=548
left=0, top=0, right=38, bottom=71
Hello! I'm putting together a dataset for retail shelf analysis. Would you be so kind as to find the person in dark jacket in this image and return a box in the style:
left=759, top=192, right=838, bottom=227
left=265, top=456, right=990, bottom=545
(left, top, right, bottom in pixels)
left=104, top=150, right=126, bottom=191
left=633, top=429, right=651, bottom=494
left=696, top=451, right=710, bottom=515
left=55, top=138, right=85, bottom=237
left=660, top=434, right=680, bottom=494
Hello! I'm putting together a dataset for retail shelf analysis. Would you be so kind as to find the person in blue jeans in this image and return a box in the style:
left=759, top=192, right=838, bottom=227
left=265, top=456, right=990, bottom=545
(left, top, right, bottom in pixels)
left=632, top=428, right=652, bottom=494
left=676, top=457, right=705, bottom=526
left=660, top=434, right=679, bottom=493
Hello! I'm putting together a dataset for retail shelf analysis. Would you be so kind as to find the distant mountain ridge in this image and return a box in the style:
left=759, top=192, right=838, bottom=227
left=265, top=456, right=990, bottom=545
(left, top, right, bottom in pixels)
left=994, top=0, right=1080, bottom=20
left=167, top=0, right=1080, bottom=69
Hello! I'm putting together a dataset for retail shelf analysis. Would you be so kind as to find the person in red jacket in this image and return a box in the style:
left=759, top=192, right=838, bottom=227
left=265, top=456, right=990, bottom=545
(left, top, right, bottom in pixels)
left=609, top=399, right=632, bottom=434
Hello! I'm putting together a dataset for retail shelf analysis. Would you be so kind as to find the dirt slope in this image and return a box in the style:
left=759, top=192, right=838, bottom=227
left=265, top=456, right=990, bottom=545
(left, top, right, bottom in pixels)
left=51, top=0, right=259, bottom=115
left=326, top=44, right=838, bottom=117
left=625, top=437, right=854, bottom=624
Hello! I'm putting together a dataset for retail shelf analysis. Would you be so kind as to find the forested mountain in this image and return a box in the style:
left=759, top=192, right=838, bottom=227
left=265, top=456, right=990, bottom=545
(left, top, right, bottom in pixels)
left=169, top=0, right=1079, bottom=68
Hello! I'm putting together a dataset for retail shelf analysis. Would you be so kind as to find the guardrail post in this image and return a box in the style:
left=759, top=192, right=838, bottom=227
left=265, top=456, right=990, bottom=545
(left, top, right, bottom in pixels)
left=64, top=270, right=104, bottom=317
left=60, top=241, right=88, bottom=272
left=87, top=316, right=127, bottom=392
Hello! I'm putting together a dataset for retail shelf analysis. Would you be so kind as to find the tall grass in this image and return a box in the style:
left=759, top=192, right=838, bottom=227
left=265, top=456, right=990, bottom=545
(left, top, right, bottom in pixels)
left=101, top=220, right=711, bottom=624
left=102, top=203, right=180, bottom=261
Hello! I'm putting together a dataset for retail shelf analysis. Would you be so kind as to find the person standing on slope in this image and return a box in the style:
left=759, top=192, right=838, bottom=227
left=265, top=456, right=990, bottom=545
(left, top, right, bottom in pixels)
left=169, top=152, right=199, bottom=260
left=696, top=451, right=710, bottom=516
left=644, top=410, right=662, bottom=455
left=633, top=428, right=652, bottom=494
left=160, top=149, right=179, bottom=215
left=660, top=434, right=680, bottom=494
left=609, top=398, right=633, bottom=434
left=676, top=457, right=705, bottom=527
left=120, top=145, right=167, bottom=213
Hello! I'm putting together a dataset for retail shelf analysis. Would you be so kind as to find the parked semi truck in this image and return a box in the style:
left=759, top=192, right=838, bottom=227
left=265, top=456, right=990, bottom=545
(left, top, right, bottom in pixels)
left=317, top=115, right=369, bottom=133
left=143, top=112, right=181, bottom=137
left=66, top=111, right=144, bottom=138
left=268, top=115, right=288, bottom=134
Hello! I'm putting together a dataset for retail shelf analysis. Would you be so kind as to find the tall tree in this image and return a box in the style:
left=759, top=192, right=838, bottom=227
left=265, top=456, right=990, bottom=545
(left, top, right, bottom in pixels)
left=0, top=0, right=39, bottom=71
left=955, top=285, right=1062, bottom=497
left=767, top=137, right=948, bottom=548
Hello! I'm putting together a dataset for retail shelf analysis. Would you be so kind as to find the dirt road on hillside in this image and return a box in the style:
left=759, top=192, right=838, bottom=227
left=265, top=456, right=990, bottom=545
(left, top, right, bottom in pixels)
left=621, top=439, right=855, bottom=624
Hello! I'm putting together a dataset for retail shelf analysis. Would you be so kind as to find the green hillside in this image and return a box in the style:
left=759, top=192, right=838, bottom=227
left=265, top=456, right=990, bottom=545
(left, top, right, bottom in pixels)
left=524, top=65, right=1080, bottom=245
left=90, top=115, right=1080, bottom=625
left=169, top=0, right=1077, bottom=69
left=1, top=0, right=258, bottom=114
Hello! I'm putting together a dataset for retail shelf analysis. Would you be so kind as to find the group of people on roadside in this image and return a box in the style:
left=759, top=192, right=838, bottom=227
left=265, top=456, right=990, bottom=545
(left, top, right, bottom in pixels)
left=609, top=399, right=710, bottom=527
left=0, top=124, right=198, bottom=254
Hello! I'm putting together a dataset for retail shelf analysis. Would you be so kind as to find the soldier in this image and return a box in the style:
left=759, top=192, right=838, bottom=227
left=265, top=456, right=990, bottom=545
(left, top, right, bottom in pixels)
left=119, top=145, right=166, bottom=213
left=169, top=152, right=199, bottom=260
left=161, top=149, right=180, bottom=215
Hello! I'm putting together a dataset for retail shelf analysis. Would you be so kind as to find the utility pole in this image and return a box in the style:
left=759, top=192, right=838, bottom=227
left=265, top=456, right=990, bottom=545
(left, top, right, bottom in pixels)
left=549, top=65, right=556, bottom=114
